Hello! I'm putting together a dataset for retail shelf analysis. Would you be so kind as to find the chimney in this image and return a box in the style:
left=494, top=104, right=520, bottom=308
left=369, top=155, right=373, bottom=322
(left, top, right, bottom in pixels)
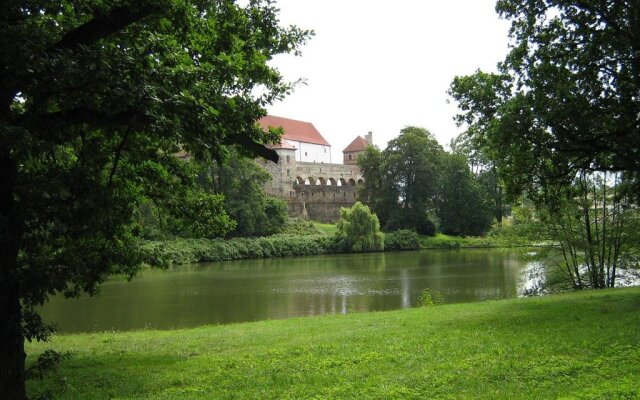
left=364, top=131, right=373, bottom=145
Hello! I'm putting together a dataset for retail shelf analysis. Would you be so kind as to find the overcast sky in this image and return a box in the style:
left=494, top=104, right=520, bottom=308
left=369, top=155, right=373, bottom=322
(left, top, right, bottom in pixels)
left=266, top=0, right=512, bottom=162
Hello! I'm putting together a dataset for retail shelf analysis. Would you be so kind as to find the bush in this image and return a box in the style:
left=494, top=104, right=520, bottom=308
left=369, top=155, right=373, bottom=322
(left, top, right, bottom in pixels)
left=335, top=202, right=384, bottom=252
left=384, top=230, right=420, bottom=251
left=419, top=288, right=445, bottom=307
left=259, top=197, right=288, bottom=236
left=141, top=234, right=338, bottom=266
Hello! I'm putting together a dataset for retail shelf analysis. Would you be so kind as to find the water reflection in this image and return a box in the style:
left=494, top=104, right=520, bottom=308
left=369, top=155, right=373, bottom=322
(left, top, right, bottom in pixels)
left=40, top=249, right=528, bottom=333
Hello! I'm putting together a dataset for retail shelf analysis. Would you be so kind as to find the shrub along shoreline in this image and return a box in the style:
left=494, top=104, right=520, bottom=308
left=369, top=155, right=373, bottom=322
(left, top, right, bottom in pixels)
left=142, top=234, right=336, bottom=265
left=141, top=228, right=521, bottom=266
left=142, top=228, right=423, bottom=266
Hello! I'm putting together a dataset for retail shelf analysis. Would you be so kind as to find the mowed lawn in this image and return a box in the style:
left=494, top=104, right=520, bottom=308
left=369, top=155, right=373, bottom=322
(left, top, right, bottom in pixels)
left=27, top=287, right=640, bottom=399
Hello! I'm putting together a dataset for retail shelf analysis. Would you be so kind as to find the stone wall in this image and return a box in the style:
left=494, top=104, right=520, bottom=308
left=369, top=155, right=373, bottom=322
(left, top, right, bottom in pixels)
left=259, top=148, right=296, bottom=198
left=261, top=153, right=363, bottom=221
left=288, top=184, right=359, bottom=223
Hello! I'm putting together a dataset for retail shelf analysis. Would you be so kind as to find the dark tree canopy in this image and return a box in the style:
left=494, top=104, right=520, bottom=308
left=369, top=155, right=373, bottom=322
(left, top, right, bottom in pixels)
left=436, top=154, right=494, bottom=236
left=449, top=0, right=640, bottom=292
left=0, top=1, right=311, bottom=398
left=358, top=127, right=443, bottom=234
left=358, top=126, right=497, bottom=236
left=199, top=149, right=289, bottom=237
left=450, top=0, right=640, bottom=198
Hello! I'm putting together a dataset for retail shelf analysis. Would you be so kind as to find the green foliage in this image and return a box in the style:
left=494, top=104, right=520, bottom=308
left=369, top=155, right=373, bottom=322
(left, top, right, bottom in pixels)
left=182, top=191, right=237, bottom=239
left=419, top=288, right=445, bottom=307
left=382, top=127, right=443, bottom=235
left=356, top=145, right=386, bottom=218
left=452, top=133, right=508, bottom=223
left=419, top=233, right=512, bottom=249
left=131, top=160, right=239, bottom=240
left=519, top=172, right=639, bottom=290
left=448, top=1, right=640, bottom=293
left=486, top=200, right=539, bottom=244
left=359, top=127, right=445, bottom=235
left=197, top=149, right=288, bottom=237
left=436, top=153, right=494, bottom=236
left=449, top=1, right=640, bottom=198
left=142, top=234, right=336, bottom=265
left=335, top=202, right=384, bottom=252
left=260, top=197, right=289, bottom=236
left=383, top=230, right=420, bottom=251
left=359, top=127, right=499, bottom=237
left=0, top=1, right=312, bottom=396
left=280, top=218, right=322, bottom=236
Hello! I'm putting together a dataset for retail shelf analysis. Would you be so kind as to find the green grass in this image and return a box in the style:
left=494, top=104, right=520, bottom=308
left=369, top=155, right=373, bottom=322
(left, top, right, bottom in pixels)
left=27, top=288, right=640, bottom=399
left=419, top=233, right=514, bottom=248
left=312, top=221, right=338, bottom=235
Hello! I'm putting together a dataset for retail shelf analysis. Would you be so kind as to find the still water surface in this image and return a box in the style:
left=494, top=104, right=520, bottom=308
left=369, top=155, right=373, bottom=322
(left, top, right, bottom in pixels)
left=40, top=249, right=529, bottom=333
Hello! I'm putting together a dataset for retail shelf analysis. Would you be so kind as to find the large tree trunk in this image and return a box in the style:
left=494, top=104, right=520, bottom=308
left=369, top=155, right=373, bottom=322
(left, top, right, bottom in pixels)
left=0, top=283, right=26, bottom=400
left=0, top=151, right=26, bottom=400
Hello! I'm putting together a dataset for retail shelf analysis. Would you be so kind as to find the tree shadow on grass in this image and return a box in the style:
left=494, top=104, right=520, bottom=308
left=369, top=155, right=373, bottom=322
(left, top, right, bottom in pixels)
left=27, top=352, right=190, bottom=399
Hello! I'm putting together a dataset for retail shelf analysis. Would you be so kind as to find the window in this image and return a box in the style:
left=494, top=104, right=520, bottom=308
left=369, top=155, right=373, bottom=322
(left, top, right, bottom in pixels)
left=286, top=169, right=290, bottom=176
left=286, top=155, right=290, bottom=163
left=305, top=152, right=308, bottom=157
left=348, top=154, right=352, bottom=160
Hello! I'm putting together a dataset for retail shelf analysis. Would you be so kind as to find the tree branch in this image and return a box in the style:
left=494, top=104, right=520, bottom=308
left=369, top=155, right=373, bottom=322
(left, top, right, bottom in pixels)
left=224, top=134, right=279, bottom=163
left=22, top=108, right=151, bottom=133
left=54, top=2, right=165, bottom=51
left=108, top=128, right=131, bottom=188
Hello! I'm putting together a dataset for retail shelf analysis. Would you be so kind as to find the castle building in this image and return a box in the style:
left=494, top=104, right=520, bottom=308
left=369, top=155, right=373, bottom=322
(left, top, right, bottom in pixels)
left=343, top=132, right=372, bottom=165
left=257, top=115, right=371, bottom=222
left=258, top=115, right=332, bottom=163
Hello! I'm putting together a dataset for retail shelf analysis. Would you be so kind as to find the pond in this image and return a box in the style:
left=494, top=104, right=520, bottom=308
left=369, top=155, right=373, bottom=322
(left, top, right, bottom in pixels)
left=40, top=249, right=529, bottom=333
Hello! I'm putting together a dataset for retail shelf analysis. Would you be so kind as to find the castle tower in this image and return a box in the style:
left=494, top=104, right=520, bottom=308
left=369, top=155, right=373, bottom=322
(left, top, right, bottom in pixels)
left=260, top=142, right=297, bottom=198
left=342, top=132, right=372, bottom=165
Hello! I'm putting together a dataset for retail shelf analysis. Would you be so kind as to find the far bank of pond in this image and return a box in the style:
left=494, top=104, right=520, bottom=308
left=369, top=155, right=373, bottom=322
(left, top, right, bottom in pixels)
left=40, top=249, right=529, bottom=333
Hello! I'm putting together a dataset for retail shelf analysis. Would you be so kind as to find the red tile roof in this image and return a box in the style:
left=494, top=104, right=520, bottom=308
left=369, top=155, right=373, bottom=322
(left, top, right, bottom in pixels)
left=343, top=136, right=370, bottom=153
left=259, top=115, right=331, bottom=146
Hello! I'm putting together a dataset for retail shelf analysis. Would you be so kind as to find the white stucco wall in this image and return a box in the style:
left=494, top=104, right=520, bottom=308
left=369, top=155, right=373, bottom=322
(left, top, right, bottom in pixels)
left=285, top=140, right=332, bottom=163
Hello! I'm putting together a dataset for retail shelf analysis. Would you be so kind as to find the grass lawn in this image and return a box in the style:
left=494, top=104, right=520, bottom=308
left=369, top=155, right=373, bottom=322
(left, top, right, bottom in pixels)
left=419, top=233, right=515, bottom=248
left=312, top=221, right=338, bottom=235
left=27, top=287, right=640, bottom=399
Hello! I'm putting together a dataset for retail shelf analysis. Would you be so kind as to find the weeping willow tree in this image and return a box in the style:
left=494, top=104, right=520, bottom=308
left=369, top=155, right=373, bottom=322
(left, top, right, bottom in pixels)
left=335, top=202, right=385, bottom=253
left=534, top=171, right=639, bottom=290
